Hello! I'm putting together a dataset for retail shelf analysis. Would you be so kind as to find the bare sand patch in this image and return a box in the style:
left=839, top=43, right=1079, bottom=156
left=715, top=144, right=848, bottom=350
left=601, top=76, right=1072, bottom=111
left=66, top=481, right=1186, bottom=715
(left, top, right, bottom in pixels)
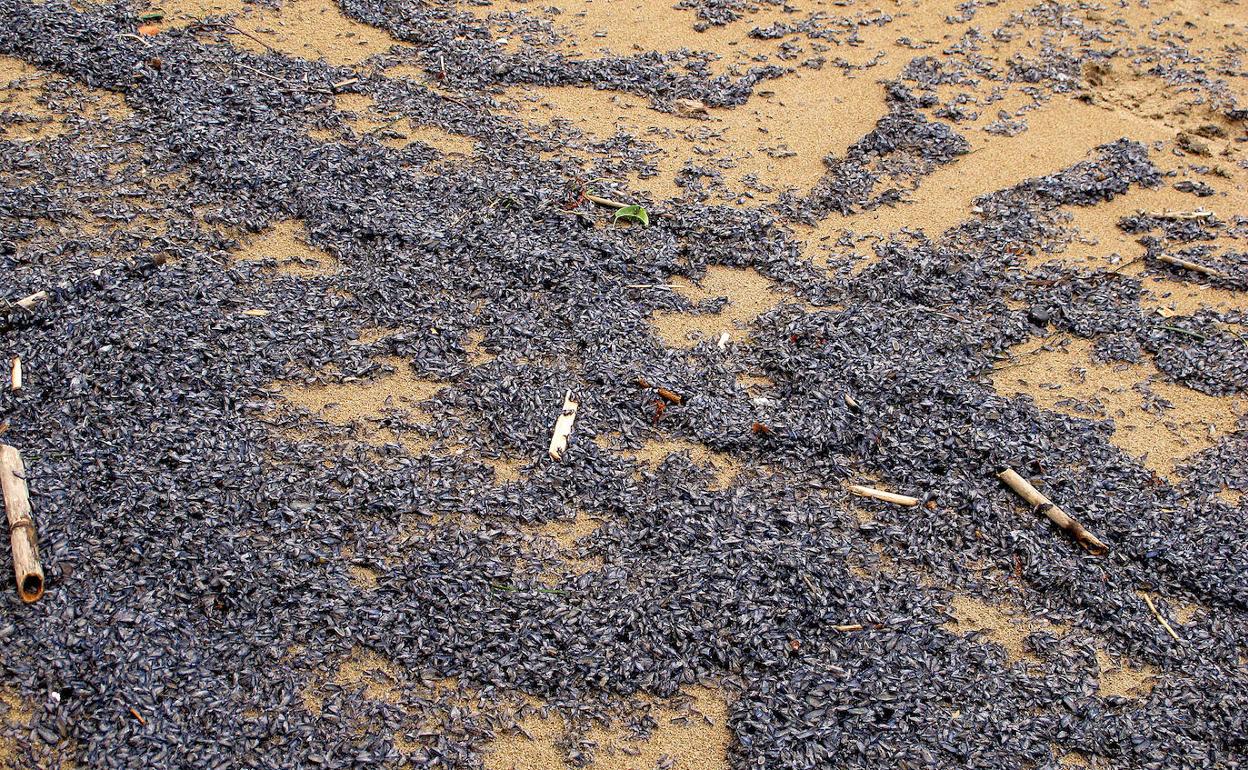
left=1095, top=649, right=1157, bottom=699
left=628, top=436, right=739, bottom=489
left=331, top=92, right=476, bottom=154
left=991, top=337, right=1245, bottom=480
left=509, top=72, right=886, bottom=204
left=341, top=545, right=380, bottom=590
left=530, top=514, right=603, bottom=575
left=843, top=98, right=1169, bottom=242
left=233, top=219, right=340, bottom=277
left=535, top=515, right=600, bottom=551
left=161, top=0, right=400, bottom=67
left=652, top=265, right=786, bottom=346
left=303, top=646, right=440, bottom=713
left=0, top=55, right=131, bottom=141
left=945, top=595, right=1061, bottom=663
left=485, top=686, right=732, bottom=770
left=280, top=356, right=444, bottom=423
left=0, top=689, right=30, bottom=768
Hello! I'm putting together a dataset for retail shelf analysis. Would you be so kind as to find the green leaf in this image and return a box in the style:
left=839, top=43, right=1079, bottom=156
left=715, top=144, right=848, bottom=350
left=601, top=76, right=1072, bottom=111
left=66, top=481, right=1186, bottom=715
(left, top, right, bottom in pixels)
left=139, top=10, right=164, bottom=20
left=612, top=204, right=649, bottom=227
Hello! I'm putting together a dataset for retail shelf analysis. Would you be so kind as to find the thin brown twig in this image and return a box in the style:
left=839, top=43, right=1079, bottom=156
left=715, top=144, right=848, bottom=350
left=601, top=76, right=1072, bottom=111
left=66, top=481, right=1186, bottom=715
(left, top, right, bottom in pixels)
left=1142, top=593, right=1182, bottom=642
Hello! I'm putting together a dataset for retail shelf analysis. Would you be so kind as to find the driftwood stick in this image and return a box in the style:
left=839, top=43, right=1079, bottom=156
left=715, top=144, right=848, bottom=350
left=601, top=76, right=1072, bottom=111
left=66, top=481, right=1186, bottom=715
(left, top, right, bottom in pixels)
left=547, top=390, right=579, bottom=461
left=848, top=484, right=919, bottom=507
left=998, top=468, right=1107, bottom=554
left=9, top=357, right=21, bottom=392
left=1142, top=593, right=1182, bottom=642
left=1, top=445, right=44, bottom=603
left=832, top=624, right=864, bottom=632
left=1156, top=253, right=1227, bottom=279
left=1141, top=208, right=1213, bottom=221
left=584, top=193, right=628, bottom=210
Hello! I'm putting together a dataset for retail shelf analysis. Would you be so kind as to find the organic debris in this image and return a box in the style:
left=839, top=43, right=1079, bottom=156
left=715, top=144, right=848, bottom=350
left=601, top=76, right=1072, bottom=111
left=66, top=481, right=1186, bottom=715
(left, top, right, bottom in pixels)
left=0, top=0, right=1245, bottom=768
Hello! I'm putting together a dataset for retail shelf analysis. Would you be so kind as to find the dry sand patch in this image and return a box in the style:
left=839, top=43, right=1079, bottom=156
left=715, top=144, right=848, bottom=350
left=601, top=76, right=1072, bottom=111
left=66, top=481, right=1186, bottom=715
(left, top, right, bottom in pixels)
left=161, top=0, right=400, bottom=66
left=329, top=92, right=477, bottom=154
left=486, top=686, right=732, bottom=770
left=281, top=356, right=445, bottom=423
left=652, top=265, right=788, bottom=346
left=1, top=55, right=131, bottom=142
left=233, top=219, right=340, bottom=277
left=991, top=337, right=1245, bottom=480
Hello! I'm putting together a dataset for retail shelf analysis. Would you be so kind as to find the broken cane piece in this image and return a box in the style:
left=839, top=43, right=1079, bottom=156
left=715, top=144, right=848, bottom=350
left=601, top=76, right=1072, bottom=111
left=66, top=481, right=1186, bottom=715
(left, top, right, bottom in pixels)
left=2, top=291, right=48, bottom=317
left=997, top=468, right=1107, bottom=554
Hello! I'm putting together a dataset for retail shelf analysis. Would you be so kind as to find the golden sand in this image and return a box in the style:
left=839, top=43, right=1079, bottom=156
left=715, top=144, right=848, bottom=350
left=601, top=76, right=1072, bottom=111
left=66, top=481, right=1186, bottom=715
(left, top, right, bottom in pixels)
left=485, top=686, right=732, bottom=770
left=992, top=337, right=1245, bottom=480
left=162, top=0, right=398, bottom=66
left=234, top=219, right=340, bottom=278
left=652, top=265, right=790, bottom=347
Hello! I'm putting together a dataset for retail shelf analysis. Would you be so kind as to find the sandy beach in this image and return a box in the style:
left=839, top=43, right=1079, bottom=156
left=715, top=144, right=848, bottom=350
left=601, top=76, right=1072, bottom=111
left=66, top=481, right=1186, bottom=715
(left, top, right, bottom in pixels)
left=1, top=0, right=1245, bottom=767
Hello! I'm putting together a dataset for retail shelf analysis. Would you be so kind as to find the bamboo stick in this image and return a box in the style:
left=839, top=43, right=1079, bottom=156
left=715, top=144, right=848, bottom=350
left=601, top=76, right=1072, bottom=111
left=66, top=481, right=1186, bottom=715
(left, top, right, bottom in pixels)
left=998, top=468, right=1107, bottom=554
left=1, top=445, right=44, bottom=603
left=547, top=390, right=579, bottom=461
left=848, top=484, right=919, bottom=507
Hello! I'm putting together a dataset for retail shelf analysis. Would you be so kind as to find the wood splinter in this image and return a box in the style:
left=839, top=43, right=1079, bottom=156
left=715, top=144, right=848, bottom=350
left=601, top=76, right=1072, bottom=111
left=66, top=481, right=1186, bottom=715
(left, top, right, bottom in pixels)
left=848, top=484, right=919, bottom=507
left=1, top=445, right=45, bottom=603
left=2, top=291, right=48, bottom=317
left=9, top=357, right=21, bottom=392
left=584, top=193, right=628, bottom=210
left=998, top=468, right=1107, bottom=555
left=547, top=390, right=579, bottom=461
